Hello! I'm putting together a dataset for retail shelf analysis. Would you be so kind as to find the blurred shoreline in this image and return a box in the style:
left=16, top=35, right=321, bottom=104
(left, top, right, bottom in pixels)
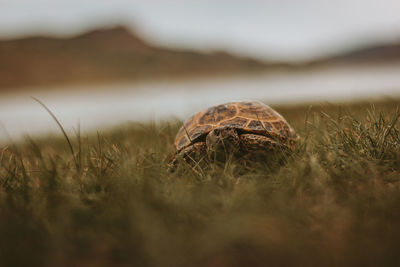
left=1, top=63, right=399, bottom=143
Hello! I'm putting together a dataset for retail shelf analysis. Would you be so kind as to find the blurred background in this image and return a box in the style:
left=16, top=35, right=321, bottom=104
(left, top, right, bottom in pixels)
left=1, top=0, right=400, bottom=140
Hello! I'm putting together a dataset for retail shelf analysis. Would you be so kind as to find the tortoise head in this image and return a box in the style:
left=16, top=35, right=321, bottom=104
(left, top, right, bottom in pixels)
left=206, top=126, right=241, bottom=159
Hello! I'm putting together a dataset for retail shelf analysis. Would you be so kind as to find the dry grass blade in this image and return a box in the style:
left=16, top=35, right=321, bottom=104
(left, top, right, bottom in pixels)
left=31, top=96, right=79, bottom=170
left=0, top=99, right=399, bottom=267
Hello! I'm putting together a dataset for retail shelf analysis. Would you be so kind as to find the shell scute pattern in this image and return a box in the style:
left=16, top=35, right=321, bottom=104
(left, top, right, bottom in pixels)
left=238, top=102, right=276, bottom=120
left=174, top=101, right=297, bottom=151
left=263, top=122, right=273, bottom=131
left=272, top=121, right=283, bottom=130
left=198, top=104, right=236, bottom=124
left=177, top=135, right=189, bottom=149
left=189, top=125, right=213, bottom=141
left=247, top=120, right=264, bottom=131
left=176, top=114, right=196, bottom=138
left=219, top=117, right=248, bottom=127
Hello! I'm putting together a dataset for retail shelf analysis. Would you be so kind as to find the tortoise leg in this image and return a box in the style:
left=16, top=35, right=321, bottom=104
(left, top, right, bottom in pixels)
left=169, top=142, right=207, bottom=172
left=180, top=142, right=207, bottom=165
left=239, top=134, right=278, bottom=152
left=239, top=134, right=292, bottom=164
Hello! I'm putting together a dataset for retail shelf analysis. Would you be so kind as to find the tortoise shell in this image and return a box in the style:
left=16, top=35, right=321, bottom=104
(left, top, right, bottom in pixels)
left=174, top=101, right=297, bottom=152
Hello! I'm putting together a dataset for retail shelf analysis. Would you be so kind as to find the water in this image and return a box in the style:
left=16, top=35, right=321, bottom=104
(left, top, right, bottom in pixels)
left=1, top=64, right=400, bottom=142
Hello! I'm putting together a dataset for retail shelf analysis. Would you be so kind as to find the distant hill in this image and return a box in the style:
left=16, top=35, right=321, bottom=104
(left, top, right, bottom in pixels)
left=0, top=26, right=270, bottom=90
left=310, top=43, right=400, bottom=65
left=1, top=26, right=399, bottom=90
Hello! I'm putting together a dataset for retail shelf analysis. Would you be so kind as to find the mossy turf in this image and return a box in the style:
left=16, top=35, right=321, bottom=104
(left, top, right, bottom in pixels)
left=1, top=99, right=399, bottom=267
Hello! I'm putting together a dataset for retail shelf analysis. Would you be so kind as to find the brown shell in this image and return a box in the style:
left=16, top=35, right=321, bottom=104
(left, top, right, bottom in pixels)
left=174, top=101, right=297, bottom=151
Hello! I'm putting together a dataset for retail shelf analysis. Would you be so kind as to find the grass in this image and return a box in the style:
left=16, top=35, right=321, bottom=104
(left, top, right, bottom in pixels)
left=0, top=99, right=399, bottom=267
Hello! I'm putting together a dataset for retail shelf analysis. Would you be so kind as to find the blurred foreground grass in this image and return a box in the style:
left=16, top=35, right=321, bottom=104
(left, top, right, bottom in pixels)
left=1, top=99, right=400, bottom=267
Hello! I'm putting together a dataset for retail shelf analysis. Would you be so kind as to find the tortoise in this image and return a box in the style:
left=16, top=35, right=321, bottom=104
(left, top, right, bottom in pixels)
left=172, top=101, right=298, bottom=166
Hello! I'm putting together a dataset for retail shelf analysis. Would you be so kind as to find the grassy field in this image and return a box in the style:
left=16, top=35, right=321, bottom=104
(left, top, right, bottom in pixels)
left=0, top=99, right=399, bottom=267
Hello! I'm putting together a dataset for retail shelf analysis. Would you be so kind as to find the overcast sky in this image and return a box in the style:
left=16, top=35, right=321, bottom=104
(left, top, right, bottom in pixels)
left=1, top=0, right=400, bottom=61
